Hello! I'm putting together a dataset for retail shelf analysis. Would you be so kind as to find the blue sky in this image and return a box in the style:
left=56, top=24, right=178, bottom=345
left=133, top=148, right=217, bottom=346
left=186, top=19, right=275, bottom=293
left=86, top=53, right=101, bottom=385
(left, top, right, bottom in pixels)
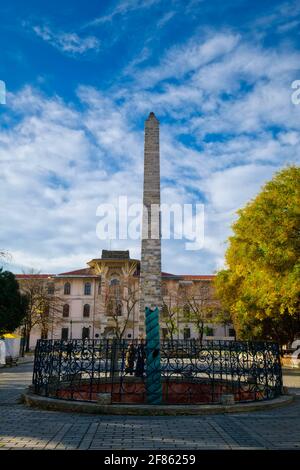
left=1, top=0, right=300, bottom=275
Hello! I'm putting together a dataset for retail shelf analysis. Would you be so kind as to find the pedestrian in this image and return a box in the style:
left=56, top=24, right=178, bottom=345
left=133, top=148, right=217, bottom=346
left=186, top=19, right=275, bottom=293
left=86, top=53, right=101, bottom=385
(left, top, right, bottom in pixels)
left=0, top=337, right=6, bottom=366
left=135, top=340, right=146, bottom=377
left=125, top=343, right=135, bottom=375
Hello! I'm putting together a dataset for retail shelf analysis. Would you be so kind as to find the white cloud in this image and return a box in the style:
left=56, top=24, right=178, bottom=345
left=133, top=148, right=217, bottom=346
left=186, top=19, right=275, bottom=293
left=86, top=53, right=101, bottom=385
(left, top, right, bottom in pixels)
left=133, top=32, right=240, bottom=87
left=88, top=0, right=162, bottom=25
left=157, top=11, right=176, bottom=28
left=0, top=87, right=143, bottom=274
left=2, top=28, right=300, bottom=275
left=203, top=164, right=278, bottom=211
left=33, top=25, right=100, bottom=55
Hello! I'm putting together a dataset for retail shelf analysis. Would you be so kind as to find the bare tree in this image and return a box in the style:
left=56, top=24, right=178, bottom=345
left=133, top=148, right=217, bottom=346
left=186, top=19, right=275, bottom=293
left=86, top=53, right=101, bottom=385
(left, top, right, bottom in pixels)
left=104, top=277, right=139, bottom=340
left=161, top=285, right=180, bottom=341
left=179, top=281, right=220, bottom=342
left=18, top=272, right=64, bottom=352
left=0, top=251, right=12, bottom=267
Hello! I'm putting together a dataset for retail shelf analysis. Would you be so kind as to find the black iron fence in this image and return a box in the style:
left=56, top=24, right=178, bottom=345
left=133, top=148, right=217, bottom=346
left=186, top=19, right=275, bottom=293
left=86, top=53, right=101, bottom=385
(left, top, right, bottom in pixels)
left=32, top=339, right=283, bottom=405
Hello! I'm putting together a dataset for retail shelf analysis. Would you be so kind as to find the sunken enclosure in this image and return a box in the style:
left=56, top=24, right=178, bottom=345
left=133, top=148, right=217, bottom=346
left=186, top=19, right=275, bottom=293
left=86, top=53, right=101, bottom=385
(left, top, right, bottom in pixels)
left=32, top=339, right=283, bottom=405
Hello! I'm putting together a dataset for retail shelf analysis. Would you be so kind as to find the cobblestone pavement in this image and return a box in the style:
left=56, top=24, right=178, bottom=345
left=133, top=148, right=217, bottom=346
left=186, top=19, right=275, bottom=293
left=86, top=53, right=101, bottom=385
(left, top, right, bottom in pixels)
left=0, top=364, right=300, bottom=450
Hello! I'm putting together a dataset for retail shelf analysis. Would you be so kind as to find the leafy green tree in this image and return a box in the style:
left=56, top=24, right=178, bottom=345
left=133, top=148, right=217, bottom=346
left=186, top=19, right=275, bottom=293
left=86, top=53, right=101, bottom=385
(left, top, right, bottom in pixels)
left=215, top=166, right=300, bottom=347
left=0, top=269, right=27, bottom=336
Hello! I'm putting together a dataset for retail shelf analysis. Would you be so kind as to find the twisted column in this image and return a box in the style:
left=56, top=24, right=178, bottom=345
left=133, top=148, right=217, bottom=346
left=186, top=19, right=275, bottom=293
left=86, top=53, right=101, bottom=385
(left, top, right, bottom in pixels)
left=145, top=306, right=162, bottom=404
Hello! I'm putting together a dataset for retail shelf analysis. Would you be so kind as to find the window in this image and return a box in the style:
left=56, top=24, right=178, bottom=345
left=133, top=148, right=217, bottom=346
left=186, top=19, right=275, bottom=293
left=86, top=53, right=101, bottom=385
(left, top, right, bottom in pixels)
left=161, top=304, right=168, bottom=318
left=61, top=328, right=69, bottom=341
left=63, top=304, right=70, bottom=318
left=106, top=299, right=114, bottom=316
left=162, top=284, right=168, bottom=296
left=47, top=283, right=54, bottom=295
left=183, top=328, right=191, bottom=340
left=116, top=303, right=122, bottom=316
left=206, top=327, right=214, bottom=337
left=64, top=282, right=71, bottom=295
left=82, top=327, right=90, bottom=340
left=83, top=304, right=90, bottom=318
left=183, top=304, right=190, bottom=317
left=98, top=281, right=101, bottom=295
left=84, top=282, right=91, bottom=295
left=110, top=278, right=120, bottom=298
left=162, top=328, right=168, bottom=340
left=41, top=330, right=48, bottom=340
left=229, top=328, right=236, bottom=338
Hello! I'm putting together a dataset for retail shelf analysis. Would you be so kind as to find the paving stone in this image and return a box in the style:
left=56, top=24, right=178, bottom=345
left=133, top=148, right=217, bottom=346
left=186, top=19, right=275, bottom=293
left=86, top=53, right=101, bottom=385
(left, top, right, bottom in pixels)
left=1, top=363, right=300, bottom=449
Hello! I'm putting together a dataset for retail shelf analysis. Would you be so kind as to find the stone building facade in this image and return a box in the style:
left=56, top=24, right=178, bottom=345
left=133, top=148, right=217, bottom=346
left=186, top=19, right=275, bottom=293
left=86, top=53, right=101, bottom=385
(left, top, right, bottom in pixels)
left=16, top=250, right=235, bottom=350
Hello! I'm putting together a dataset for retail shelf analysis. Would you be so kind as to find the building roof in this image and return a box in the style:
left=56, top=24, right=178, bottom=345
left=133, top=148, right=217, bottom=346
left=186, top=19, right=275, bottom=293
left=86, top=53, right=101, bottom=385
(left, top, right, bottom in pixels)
left=161, top=272, right=180, bottom=279
left=58, top=268, right=94, bottom=276
left=57, top=267, right=99, bottom=278
left=180, top=275, right=216, bottom=280
left=161, top=273, right=215, bottom=281
left=15, top=270, right=215, bottom=280
left=101, top=250, right=130, bottom=259
left=15, top=274, right=54, bottom=279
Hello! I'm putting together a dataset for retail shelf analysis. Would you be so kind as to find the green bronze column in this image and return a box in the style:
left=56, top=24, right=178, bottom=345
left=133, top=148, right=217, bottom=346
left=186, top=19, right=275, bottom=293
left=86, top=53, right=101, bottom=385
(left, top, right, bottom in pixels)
left=145, top=306, right=162, bottom=404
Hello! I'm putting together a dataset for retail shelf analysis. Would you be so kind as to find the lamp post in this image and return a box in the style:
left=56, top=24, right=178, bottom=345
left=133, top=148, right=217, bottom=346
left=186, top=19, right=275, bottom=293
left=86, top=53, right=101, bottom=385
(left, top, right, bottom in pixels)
left=70, top=320, right=73, bottom=340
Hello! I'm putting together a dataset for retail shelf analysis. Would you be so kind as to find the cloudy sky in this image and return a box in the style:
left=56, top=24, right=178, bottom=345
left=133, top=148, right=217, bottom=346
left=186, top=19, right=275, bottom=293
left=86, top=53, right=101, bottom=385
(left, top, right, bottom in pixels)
left=0, top=0, right=300, bottom=275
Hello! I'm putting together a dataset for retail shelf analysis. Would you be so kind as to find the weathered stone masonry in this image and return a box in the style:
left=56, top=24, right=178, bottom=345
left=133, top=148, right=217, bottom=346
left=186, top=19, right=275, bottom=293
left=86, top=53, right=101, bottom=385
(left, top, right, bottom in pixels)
left=139, top=112, right=162, bottom=335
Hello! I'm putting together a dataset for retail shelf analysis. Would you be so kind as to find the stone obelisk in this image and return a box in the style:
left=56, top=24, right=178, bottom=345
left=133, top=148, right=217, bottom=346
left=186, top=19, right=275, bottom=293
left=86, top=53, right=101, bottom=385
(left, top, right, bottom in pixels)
left=139, top=112, right=162, bottom=337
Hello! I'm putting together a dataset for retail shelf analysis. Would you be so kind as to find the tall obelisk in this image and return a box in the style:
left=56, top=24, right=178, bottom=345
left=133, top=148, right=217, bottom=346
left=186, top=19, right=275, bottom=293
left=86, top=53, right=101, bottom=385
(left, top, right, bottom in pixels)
left=139, top=112, right=162, bottom=336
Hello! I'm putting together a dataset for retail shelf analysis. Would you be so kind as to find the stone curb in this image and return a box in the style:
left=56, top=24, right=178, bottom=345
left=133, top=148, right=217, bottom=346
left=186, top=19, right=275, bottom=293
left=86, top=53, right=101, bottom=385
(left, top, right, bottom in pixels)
left=21, top=390, right=294, bottom=416
left=18, top=358, right=34, bottom=365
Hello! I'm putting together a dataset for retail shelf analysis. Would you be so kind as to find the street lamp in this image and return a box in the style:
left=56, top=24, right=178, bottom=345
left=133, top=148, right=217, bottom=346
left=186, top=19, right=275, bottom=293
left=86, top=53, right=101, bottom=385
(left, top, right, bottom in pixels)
left=70, top=320, right=73, bottom=340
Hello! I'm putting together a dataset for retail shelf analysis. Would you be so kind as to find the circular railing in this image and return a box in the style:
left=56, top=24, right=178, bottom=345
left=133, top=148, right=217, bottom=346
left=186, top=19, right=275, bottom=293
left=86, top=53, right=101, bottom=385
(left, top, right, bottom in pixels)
left=32, top=339, right=283, bottom=405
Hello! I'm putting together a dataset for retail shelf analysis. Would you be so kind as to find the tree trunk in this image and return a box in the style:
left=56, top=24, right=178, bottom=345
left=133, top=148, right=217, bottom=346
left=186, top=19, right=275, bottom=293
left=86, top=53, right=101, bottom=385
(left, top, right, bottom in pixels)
left=25, top=331, right=31, bottom=352
left=111, top=339, right=120, bottom=378
left=197, top=321, right=204, bottom=345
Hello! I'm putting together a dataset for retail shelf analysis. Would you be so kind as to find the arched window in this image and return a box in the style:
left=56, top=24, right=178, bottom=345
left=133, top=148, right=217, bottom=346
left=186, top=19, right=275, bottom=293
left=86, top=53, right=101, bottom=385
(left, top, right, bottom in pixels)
left=161, top=304, right=168, bottom=318
left=116, top=303, right=122, bottom=316
left=183, top=304, right=190, bottom=317
left=64, top=282, right=71, bottom=295
left=47, top=283, right=54, bottom=295
left=63, top=304, right=70, bottom=318
left=41, top=330, right=48, bottom=340
left=161, top=284, right=168, bottom=296
left=106, top=299, right=114, bottom=317
left=82, top=327, right=90, bottom=340
left=83, top=304, right=90, bottom=318
left=110, top=278, right=120, bottom=298
left=84, top=282, right=91, bottom=295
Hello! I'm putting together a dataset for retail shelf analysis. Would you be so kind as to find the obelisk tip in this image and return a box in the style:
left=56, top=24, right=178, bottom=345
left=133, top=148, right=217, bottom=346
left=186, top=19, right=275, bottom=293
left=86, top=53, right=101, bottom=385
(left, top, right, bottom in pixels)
left=147, top=112, right=159, bottom=122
